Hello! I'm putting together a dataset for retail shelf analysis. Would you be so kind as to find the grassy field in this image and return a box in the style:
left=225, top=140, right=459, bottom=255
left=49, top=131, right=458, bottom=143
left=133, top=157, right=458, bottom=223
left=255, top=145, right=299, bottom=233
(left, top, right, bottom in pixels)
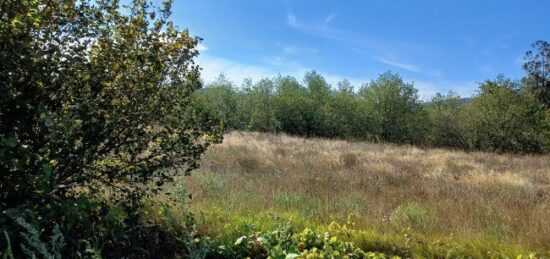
left=179, top=132, right=550, bottom=257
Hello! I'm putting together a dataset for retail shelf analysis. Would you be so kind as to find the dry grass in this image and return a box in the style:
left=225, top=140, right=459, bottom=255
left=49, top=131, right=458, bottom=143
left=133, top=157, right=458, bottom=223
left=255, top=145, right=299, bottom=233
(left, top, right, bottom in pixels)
left=185, top=131, right=550, bottom=252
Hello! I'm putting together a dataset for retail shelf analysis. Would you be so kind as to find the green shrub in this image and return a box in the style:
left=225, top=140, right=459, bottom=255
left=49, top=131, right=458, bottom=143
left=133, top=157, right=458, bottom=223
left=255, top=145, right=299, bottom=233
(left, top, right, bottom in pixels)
left=0, top=0, right=221, bottom=256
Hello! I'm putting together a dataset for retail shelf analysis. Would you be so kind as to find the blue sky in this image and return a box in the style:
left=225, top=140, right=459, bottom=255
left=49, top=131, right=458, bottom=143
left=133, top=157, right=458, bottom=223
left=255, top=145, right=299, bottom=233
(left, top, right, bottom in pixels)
left=171, top=0, right=549, bottom=98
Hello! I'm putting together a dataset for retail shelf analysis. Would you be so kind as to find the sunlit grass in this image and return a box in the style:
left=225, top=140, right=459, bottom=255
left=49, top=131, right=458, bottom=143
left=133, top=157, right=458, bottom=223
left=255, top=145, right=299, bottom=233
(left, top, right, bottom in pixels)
left=178, top=131, right=550, bottom=257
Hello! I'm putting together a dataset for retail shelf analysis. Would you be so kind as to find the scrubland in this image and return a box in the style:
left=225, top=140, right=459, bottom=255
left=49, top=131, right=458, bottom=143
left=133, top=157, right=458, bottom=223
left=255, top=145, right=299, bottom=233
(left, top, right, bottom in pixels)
left=181, top=132, right=550, bottom=257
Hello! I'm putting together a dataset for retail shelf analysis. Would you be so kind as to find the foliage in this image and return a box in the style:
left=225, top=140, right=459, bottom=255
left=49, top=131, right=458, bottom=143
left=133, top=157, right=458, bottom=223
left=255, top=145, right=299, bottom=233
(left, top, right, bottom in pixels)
left=198, top=220, right=399, bottom=259
left=241, top=78, right=280, bottom=132
left=197, top=70, right=550, bottom=153
left=195, top=74, right=243, bottom=130
left=273, top=76, right=313, bottom=136
left=461, top=77, right=549, bottom=152
left=1, top=231, right=14, bottom=259
left=13, top=217, right=64, bottom=259
left=0, top=0, right=221, bottom=256
left=425, top=92, right=466, bottom=148
left=523, top=40, right=550, bottom=107
left=358, top=72, right=423, bottom=144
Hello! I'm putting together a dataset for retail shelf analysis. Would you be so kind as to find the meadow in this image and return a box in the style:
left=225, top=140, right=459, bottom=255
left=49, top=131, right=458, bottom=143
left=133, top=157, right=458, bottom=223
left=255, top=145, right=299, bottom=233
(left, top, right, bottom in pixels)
left=3, top=1, right=550, bottom=257
left=180, top=131, right=550, bottom=257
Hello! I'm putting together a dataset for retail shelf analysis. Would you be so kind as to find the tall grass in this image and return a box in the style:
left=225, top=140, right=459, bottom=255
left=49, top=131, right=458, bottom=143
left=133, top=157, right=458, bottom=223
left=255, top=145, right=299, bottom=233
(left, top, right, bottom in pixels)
left=183, top=132, right=550, bottom=256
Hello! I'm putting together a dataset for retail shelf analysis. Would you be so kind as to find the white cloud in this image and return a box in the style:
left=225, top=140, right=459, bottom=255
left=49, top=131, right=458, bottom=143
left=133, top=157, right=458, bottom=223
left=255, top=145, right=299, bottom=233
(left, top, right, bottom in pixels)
left=197, top=55, right=276, bottom=85
left=447, top=81, right=479, bottom=97
left=197, top=54, right=369, bottom=88
left=413, top=80, right=478, bottom=99
left=376, top=56, right=420, bottom=73
left=287, top=14, right=297, bottom=26
left=282, top=46, right=318, bottom=55
left=286, top=12, right=359, bottom=44
left=197, top=53, right=476, bottom=98
left=283, top=46, right=297, bottom=54
left=410, top=80, right=440, bottom=100
left=196, top=43, right=208, bottom=52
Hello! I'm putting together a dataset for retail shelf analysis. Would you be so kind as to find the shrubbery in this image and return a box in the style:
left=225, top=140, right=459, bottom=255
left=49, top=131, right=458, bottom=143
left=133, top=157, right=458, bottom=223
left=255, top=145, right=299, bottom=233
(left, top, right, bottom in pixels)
left=1, top=0, right=221, bottom=257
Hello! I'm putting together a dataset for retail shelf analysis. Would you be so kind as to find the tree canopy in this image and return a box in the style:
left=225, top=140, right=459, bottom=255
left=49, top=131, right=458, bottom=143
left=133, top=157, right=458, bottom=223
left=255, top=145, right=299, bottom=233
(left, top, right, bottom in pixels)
left=197, top=69, right=550, bottom=153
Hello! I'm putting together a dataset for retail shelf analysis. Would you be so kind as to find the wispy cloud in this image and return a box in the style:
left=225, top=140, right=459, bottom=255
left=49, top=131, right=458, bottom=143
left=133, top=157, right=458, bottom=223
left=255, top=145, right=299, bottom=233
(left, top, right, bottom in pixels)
left=287, top=14, right=297, bottom=26
left=282, top=46, right=318, bottom=55
left=284, top=12, right=432, bottom=71
left=376, top=56, right=421, bottom=73
left=324, top=13, right=337, bottom=24
left=197, top=51, right=476, bottom=98
left=414, top=79, right=478, bottom=99
left=197, top=53, right=369, bottom=88
left=286, top=12, right=365, bottom=44
left=197, top=55, right=277, bottom=84
left=196, top=43, right=208, bottom=52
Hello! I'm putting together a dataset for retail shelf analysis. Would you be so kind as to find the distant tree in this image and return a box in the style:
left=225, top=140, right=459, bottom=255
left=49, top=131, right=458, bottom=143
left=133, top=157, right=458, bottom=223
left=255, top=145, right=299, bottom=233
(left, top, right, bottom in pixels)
left=325, top=80, right=363, bottom=139
left=359, top=72, right=421, bottom=143
left=273, top=76, right=311, bottom=136
left=425, top=92, right=466, bottom=148
left=523, top=40, right=550, bottom=107
left=303, top=71, right=332, bottom=137
left=462, top=76, right=549, bottom=152
left=243, top=78, right=279, bottom=131
left=194, top=69, right=549, bottom=153
left=197, top=74, right=243, bottom=130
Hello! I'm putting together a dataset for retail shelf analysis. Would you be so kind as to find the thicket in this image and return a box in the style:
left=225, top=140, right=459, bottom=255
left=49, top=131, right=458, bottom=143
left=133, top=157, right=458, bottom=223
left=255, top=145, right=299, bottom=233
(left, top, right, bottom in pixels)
left=197, top=51, right=550, bottom=153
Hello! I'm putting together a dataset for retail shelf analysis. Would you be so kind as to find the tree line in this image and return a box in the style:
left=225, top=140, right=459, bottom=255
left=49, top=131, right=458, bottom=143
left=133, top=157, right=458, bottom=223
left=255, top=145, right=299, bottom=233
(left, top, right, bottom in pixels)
left=197, top=43, right=550, bottom=153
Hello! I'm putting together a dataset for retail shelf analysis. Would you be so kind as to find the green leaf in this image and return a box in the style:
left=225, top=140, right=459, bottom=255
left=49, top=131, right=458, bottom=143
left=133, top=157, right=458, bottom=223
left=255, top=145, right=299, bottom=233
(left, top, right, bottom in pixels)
left=42, top=164, right=53, bottom=174
left=234, top=236, right=247, bottom=246
left=2, top=137, right=17, bottom=147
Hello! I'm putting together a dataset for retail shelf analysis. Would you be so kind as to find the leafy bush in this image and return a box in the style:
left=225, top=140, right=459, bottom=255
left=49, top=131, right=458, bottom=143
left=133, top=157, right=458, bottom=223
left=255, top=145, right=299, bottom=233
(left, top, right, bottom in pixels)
left=0, top=0, right=221, bottom=256
left=12, top=218, right=64, bottom=259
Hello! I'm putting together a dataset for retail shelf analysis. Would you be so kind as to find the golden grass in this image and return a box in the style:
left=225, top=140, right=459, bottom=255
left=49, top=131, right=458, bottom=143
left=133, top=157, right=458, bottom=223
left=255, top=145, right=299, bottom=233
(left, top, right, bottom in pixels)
left=184, top=131, right=550, bottom=253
